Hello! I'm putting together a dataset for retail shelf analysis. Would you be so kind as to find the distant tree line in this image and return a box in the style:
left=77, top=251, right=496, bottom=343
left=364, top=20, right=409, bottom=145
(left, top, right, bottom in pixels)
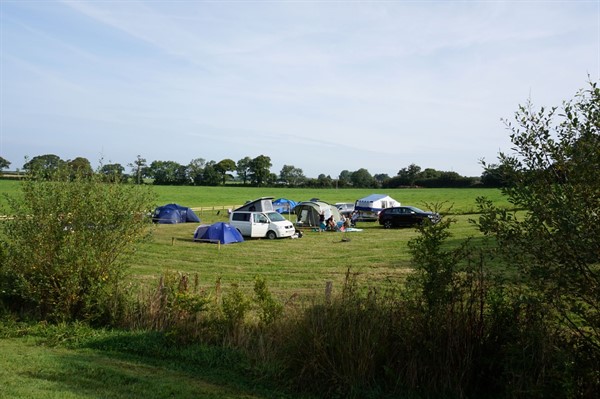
left=4, top=153, right=511, bottom=188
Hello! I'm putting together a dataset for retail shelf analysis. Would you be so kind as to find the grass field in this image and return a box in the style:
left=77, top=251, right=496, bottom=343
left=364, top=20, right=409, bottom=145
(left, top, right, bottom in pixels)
left=0, top=179, right=511, bottom=214
left=1, top=180, right=509, bottom=298
left=126, top=187, right=508, bottom=300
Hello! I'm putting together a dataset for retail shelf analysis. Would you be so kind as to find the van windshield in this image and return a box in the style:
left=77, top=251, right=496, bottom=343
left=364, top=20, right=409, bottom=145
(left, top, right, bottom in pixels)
left=266, top=212, right=286, bottom=222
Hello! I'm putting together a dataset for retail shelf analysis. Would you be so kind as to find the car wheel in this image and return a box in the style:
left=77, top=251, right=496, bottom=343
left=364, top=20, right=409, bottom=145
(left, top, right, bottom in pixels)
left=266, top=230, right=277, bottom=240
left=383, top=220, right=393, bottom=229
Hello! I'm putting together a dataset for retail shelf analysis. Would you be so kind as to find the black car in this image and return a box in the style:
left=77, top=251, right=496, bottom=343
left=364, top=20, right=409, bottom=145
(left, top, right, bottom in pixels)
left=378, top=206, right=440, bottom=228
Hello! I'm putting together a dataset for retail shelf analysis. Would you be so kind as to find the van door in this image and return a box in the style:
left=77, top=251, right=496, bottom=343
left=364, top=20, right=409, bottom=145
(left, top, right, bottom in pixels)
left=252, top=213, right=270, bottom=237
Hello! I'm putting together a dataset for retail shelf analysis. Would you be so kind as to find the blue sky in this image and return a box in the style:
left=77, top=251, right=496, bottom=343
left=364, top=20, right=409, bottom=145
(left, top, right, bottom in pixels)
left=1, top=0, right=598, bottom=178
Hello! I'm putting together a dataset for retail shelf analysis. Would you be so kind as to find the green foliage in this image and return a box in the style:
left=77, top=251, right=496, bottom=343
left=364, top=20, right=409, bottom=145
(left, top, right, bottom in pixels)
left=477, top=82, right=600, bottom=351
left=0, top=156, right=11, bottom=172
left=253, top=276, right=283, bottom=325
left=249, top=155, right=272, bottom=186
left=22, top=154, right=65, bottom=178
left=0, top=167, right=155, bottom=323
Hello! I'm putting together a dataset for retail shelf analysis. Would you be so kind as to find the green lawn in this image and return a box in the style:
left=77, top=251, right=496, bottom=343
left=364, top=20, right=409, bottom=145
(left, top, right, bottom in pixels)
left=1, top=180, right=507, bottom=298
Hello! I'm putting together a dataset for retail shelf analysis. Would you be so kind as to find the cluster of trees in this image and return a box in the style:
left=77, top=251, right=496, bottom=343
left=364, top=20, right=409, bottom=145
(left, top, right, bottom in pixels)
left=3, top=153, right=491, bottom=188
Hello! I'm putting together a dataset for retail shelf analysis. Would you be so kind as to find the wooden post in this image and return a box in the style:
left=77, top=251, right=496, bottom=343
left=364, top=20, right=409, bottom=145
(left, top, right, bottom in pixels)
left=325, top=281, right=332, bottom=304
left=171, top=237, right=175, bottom=246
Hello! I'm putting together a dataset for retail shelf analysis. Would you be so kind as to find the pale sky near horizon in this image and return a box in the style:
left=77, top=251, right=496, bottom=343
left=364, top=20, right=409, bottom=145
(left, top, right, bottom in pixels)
left=1, top=0, right=598, bottom=179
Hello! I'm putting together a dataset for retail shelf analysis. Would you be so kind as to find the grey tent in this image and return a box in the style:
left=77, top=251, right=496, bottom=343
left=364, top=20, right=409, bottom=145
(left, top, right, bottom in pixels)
left=293, top=201, right=341, bottom=227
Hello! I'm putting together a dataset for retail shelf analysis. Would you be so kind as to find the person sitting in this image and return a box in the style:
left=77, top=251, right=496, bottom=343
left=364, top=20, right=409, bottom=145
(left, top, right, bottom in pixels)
left=326, top=216, right=336, bottom=231
left=350, top=211, right=359, bottom=227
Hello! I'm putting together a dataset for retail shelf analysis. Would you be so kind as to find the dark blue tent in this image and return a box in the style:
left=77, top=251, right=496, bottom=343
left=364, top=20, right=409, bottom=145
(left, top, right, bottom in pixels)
left=152, top=204, right=200, bottom=224
left=193, top=222, right=244, bottom=244
left=272, top=198, right=297, bottom=214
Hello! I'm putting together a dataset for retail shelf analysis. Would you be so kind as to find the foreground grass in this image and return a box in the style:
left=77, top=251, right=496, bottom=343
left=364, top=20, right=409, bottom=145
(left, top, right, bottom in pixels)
left=0, top=324, right=309, bottom=399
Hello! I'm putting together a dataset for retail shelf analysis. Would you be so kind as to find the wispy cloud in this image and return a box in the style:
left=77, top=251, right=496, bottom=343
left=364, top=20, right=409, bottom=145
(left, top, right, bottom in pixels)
left=2, top=1, right=597, bottom=176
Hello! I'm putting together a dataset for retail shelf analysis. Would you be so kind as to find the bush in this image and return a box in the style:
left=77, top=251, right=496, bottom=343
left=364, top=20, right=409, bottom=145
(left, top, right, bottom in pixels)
left=0, top=167, right=155, bottom=323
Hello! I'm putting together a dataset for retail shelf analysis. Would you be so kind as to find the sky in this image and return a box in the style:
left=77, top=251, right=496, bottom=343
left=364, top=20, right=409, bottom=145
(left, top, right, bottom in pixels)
left=1, top=0, right=598, bottom=179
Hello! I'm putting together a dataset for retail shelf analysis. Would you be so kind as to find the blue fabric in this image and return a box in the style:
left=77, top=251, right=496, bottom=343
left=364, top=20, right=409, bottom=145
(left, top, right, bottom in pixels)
left=152, top=204, right=200, bottom=224
left=272, top=198, right=297, bottom=213
left=194, top=222, right=244, bottom=244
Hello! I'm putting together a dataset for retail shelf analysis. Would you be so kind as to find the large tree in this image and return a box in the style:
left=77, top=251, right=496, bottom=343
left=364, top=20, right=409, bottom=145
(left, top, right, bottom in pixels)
left=249, top=155, right=272, bottom=186
left=67, top=157, right=93, bottom=178
left=236, top=157, right=252, bottom=185
left=202, top=161, right=221, bottom=186
left=215, top=159, right=236, bottom=185
left=477, top=81, right=600, bottom=350
left=351, top=168, right=375, bottom=188
left=0, top=156, right=10, bottom=176
left=99, top=163, right=125, bottom=182
left=147, top=160, right=187, bottom=185
left=279, top=165, right=306, bottom=186
left=23, top=154, right=65, bottom=178
left=187, top=158, right=206, bottom=185
left=338, top=170, right=352, bottom=188
left=397, top=163, right=422, bottom=186
left=129, top=155, right=147, bottom=185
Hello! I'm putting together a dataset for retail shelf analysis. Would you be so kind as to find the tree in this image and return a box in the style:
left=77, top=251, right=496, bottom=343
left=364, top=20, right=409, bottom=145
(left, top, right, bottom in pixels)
left=338, top=170, right=352, bottom=188
left=23, top=154, right=65, bottom=179
left=0, top=156, right=10, bottom=171
left=129, top=155, right=147, bottom=185
left=147, top=160, right=187, bottom=185
left=397, top=163, right=422, bottom=186
left=373, top=173, right=390, bottom=186
left=99, top=163, right=125, bottom=182
left=480, top=163, right=509, bottom=187
left=280, top=165, right=306, bottom=186
left=215, top=159, right=236, bottom=185
left=0, top=166, right=155, bottom=322
left=236, top=157, right=252, bottom=185
left=202, top=161, right=221, bottom=186
left=249, top=155, right=272, bottom=186
left=351, top=168, right=375, bottom=188
left=477, top=81, right=600, bottom=350
left=67, top=157, right=93, bottom=178
left=316, top=174, right=333, bottom=188
left=187, top=158, right=206, bottom=185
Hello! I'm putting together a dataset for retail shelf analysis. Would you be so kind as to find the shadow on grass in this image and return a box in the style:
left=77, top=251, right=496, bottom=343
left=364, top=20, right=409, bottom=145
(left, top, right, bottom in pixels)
left=66, top=330, right=306, bottom=399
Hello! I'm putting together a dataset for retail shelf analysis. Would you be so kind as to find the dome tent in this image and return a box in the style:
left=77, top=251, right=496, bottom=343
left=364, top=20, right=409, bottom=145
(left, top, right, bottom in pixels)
left=193, top=222, right=244, bottom=244
left=152, top=204, right=200, bottom=224
left=294, top=201, right=341, bottom=227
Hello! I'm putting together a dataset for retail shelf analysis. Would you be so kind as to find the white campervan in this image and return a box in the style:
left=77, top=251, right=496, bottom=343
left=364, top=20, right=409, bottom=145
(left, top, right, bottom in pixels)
left=229, top=211, right=295, bottom=239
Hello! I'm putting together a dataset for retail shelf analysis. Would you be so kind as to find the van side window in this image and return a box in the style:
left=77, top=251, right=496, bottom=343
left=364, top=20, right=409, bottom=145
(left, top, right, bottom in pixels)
left=232, top=213, right=250, bottom=222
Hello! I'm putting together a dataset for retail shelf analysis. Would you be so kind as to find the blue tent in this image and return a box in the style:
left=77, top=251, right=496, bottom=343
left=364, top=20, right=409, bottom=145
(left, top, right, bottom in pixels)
left=193, top=222, right=244, bottom=244
left=272, top=198, right=297, bottom=214
left=152, top=203, right=200, bottom=224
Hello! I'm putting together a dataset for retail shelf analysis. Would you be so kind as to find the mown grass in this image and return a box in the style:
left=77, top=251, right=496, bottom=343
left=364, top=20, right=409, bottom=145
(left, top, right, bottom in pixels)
left=129, top=212, right=485, bottom=300
left=0, top=179, right=510, bottom=215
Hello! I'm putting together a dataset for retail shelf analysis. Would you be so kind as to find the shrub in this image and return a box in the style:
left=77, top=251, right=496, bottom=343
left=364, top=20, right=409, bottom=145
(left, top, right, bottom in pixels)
left=0, top=167, right=155, bottom=324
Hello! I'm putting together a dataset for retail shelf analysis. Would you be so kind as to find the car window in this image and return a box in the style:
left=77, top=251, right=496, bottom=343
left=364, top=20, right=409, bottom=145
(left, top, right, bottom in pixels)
left=266, top=212, right=285, bottom=222
left=254, top=213, right=268, bottom=223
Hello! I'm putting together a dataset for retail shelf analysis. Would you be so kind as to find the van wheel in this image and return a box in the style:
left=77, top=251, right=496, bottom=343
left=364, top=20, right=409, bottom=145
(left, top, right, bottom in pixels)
left=383, top=220, right=393, bottom=229
left=266, top=230, right=277, bottom=240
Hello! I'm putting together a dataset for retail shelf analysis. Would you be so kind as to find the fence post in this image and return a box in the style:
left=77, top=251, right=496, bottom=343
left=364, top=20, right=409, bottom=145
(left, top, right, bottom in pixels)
left=325, top=281, right=333, bottom=304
